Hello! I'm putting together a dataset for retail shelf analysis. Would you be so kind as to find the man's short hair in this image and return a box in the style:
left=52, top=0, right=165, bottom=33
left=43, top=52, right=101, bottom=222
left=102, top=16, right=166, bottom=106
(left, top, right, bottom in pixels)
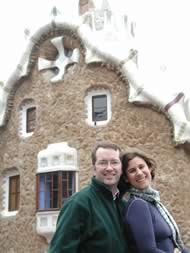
left=91, top=141, right=122, bottom=165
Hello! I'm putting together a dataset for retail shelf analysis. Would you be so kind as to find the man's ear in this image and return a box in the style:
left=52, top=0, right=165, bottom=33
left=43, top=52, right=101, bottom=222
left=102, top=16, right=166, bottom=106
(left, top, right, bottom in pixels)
left=93, top=165, right=96, bottom=175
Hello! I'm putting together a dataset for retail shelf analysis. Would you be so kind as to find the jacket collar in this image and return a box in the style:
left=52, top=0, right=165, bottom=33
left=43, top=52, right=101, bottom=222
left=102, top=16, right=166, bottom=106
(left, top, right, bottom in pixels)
left=91, top=177, right=121, bottom=200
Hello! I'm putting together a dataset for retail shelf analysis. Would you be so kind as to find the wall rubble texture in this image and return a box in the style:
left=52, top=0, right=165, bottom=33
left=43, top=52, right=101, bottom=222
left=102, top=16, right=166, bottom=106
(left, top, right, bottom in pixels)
left=0, top=36, right=189, bottom=252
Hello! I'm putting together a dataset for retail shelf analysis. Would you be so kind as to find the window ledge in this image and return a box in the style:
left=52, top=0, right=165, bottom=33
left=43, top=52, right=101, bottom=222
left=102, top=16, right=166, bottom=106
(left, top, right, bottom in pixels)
left=85, top=118, right=110, bottom=127
left=21, top=132, right=34, bottom=138
left=37, top=166, right=79, bottom=174
left=1, top=210, right=18, bottom=217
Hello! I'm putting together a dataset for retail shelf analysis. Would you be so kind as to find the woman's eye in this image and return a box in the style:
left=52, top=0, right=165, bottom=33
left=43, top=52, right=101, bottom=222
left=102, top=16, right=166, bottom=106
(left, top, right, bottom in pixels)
left=128, top=168, right=136, bottom=173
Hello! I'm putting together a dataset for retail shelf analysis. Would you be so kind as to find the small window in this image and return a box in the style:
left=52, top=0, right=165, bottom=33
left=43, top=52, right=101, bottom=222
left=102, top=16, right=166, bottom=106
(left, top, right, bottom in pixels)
left=9, top=175, right=20, bottom=211
left=85, top=89, right=111, bottom=127
left=92, top=94, right=107, bottom=122
left=37, top=171, right=75, bottom=211
left=26, top=107, right=36, bottom=133
left=1, top=169, right=20, bottom=217
left=19, top=99, right=36, bottom=138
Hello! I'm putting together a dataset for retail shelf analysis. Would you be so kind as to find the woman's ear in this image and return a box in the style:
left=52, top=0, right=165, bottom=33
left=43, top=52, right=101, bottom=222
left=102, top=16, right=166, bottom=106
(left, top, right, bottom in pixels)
left=149, top=167, right=153, bottom=176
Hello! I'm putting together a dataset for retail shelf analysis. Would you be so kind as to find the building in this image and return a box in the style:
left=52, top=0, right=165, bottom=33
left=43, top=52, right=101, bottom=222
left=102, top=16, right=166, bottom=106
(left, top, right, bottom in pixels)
left=0, top=0, right=189, bottom=252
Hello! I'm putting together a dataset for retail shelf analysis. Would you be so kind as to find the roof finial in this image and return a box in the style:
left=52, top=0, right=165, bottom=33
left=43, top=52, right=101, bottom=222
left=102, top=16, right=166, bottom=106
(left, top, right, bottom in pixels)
left=101, top=0, right=111, bottom=11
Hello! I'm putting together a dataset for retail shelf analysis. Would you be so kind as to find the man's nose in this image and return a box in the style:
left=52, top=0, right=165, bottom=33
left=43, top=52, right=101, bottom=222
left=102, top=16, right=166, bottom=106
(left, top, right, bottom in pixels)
left=105, top=162, right=114, bottom=170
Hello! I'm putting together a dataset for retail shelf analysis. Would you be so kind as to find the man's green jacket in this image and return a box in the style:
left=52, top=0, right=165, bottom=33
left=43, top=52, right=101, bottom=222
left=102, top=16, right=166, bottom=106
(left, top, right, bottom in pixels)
left=48, top=177, right=128, bottom=253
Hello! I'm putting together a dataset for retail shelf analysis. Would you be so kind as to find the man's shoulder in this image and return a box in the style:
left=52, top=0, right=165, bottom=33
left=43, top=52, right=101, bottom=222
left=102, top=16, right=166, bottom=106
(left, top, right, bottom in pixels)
left=67, top=184, right=92, bottom=203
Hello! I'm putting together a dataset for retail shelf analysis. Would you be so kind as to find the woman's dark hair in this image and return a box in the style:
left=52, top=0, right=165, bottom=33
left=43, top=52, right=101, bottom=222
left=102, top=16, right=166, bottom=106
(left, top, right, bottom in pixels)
left=122, top=150, right=156, bottom=180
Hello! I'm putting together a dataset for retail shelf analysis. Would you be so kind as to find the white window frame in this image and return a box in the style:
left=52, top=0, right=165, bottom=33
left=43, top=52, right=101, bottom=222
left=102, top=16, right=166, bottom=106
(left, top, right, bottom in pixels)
left=85, top=89, right=111, bottom=127
left=1, top=168, right=20, bottom=217
left=19, top=99, right=36, bottom=138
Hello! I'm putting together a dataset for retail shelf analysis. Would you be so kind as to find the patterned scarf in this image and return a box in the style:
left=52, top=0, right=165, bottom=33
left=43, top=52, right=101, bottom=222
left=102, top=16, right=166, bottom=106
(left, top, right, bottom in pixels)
left=128, top=187, right=184, bottom=250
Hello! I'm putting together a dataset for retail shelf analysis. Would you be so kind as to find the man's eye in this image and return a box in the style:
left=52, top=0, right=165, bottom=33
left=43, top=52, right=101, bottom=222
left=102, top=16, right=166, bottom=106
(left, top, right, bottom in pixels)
left=111, top=161, right=120, bottom=165
left=98, top=161, right=107, bottom=165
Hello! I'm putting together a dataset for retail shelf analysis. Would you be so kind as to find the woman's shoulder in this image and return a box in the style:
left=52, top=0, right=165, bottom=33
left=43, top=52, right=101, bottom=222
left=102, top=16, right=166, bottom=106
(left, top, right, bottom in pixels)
left=126, top=196, right=148, bottom=205
left=124, top=197, right=153, bottom=223
left=125, top=196, right=150, bottom=213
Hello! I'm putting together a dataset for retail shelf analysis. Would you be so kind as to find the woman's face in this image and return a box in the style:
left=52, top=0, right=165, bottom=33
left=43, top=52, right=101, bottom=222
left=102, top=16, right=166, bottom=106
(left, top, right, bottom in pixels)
left=126, top=156, right=152, bottom=190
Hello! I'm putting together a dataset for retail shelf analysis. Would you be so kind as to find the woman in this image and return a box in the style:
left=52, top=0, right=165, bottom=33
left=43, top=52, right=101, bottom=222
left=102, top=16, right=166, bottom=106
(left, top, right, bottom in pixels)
left=121, top=150, right=189, bottom=253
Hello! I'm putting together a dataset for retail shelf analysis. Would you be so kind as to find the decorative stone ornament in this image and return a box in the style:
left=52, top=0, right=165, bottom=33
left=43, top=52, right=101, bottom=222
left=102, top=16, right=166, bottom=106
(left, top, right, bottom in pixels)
left=38, top=36, right=80, bottom=82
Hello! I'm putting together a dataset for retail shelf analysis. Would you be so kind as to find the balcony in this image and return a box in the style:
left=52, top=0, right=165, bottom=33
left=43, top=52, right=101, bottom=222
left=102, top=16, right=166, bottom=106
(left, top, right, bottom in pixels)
left=36, top=210, right=59, bottom=243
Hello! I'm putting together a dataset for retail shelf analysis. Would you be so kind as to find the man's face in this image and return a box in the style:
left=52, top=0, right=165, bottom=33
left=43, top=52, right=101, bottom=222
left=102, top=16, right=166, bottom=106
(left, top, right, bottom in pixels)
left=94, top=147, right=122, bottom=192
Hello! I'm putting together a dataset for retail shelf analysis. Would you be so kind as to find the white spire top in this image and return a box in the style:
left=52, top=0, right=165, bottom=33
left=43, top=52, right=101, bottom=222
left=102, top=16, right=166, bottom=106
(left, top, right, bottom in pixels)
left=101, top=0, right=111, bottom=10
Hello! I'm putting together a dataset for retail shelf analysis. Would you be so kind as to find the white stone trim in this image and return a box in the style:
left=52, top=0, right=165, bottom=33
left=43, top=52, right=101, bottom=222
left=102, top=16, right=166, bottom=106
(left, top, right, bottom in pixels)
left=85, top=88, right=111, bottom=127
left=37, top=142, right=78, bottom=174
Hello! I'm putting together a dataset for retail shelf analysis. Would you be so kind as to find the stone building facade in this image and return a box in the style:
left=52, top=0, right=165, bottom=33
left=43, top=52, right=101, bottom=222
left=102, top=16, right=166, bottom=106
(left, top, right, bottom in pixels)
left=0, top=4, right=190, bottom=253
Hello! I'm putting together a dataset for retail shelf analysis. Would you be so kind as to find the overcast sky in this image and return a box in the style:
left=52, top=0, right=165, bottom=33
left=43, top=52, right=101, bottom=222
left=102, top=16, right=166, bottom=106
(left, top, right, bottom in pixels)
left=0, top=0, right=190, bottom=95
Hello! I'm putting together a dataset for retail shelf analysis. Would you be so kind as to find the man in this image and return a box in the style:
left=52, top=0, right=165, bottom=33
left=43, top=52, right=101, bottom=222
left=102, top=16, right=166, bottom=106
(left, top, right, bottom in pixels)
left=48, top=141, right=128, bottom=253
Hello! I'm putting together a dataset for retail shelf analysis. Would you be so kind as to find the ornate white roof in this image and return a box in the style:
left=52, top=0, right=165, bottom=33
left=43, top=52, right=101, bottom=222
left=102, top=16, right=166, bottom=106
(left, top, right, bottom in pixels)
left=0, top=0, right=190, bottom=145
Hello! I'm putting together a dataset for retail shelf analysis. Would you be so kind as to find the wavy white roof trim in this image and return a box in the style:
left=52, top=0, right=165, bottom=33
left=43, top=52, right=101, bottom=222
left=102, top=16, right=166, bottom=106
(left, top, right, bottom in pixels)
left=0, top=1, right=190, bottom=145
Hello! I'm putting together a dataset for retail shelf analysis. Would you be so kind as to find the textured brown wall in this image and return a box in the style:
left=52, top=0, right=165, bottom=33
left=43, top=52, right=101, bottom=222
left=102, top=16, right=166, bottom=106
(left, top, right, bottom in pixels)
left=0, top=36, right=190, bottom=252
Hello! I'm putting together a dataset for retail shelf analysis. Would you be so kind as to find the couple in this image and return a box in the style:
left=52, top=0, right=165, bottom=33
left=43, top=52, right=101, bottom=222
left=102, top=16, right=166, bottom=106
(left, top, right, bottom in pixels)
left=48, top=141, right=189, bottom=253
